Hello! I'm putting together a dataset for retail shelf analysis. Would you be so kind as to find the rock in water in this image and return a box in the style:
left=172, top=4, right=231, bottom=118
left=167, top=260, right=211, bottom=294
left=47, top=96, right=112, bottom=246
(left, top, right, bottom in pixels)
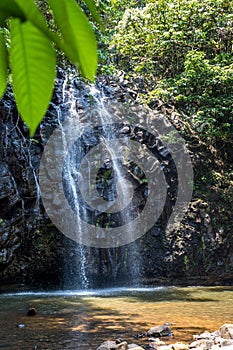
left=147, top=325, right=173, bottom=337
left=27, top=308, right=37, bottom=316
left=96, top=340, right=127, bottom=350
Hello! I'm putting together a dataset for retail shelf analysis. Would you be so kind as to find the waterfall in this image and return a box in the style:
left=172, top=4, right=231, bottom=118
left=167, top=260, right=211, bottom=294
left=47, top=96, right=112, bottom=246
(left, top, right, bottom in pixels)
left=40, top=73, right=144, bottom=289
left=39, top=71, right=193, bottom=289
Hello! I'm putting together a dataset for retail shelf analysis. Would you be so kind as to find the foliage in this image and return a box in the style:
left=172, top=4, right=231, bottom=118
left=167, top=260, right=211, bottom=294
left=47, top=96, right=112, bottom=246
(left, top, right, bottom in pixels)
left=0, top=0, right=99, bottom=136
left=95, top=0, right=146, bottom=75
left=111, top=0, right=233, bottom=144
left=155, top=51, right=233, bottom=141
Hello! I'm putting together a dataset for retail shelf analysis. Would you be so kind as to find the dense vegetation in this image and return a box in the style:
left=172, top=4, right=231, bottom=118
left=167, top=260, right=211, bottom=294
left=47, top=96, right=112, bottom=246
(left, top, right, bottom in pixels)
left=104, top=0, right=233, bottom=150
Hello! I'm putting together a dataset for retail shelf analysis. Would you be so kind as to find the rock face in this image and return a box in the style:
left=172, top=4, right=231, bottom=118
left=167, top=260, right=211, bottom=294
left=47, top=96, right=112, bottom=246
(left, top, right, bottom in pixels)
left=0, top=69, right=232, bottom=289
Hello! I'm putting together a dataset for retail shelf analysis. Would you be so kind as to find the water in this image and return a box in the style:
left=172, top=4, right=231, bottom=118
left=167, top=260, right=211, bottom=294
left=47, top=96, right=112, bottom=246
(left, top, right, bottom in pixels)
left=50, top=77, right=143, bottom=288
left=0, top=286, right=233, bottom=349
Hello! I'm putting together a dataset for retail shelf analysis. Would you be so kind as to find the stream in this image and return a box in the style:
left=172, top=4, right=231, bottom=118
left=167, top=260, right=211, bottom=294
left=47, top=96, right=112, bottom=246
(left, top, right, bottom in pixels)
left=0, top=286, right=233, bottom=349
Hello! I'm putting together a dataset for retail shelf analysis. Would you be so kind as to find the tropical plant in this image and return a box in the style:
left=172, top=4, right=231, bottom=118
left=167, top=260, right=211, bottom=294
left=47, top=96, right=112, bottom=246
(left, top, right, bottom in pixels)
left=112, top=0, right=233, bottom=144
left=0, top=0, right=100, bottom=136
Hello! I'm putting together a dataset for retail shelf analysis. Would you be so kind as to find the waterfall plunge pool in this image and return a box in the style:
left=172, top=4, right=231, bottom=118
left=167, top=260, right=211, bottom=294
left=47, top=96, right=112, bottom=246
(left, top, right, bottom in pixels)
left=0, top=286, right=233, bottom=349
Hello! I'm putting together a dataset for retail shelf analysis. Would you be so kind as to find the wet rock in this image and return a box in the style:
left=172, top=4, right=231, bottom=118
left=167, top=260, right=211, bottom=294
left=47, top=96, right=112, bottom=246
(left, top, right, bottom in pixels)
left=149, top=338, right=167, bottom=349
left=117, top=342, right=128, bottom=350
left=193, top=332, right=219, bottom=341
left=27, top=307, right=37, bottom=316
left=96, top=340, right=117, bottom=350
left=96, top=340, right=127, bottom=350
left=220, top=325, right=233, bottom=339
left=189, top=339, right=214, bottom=349
left=127, top=345, right=145, bottom=350
left=171, top=343, right=189, bottom=350
left=149, top=338, right=166, bottom=345
left=147, top=325, right=173, bottom=337
left=150, top=345, right=171, bottom=350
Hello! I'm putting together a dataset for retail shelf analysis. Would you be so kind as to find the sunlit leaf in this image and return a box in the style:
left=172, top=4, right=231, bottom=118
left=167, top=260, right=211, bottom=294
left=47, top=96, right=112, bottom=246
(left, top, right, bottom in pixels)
left=0, top=32, right=8, bottom=98
left=10, top=18, right=56, bottom=137
left=82, top=0, right=103, bottom=27
left=14, top=0, right=62, bottom=49
left=49, top=0, right=97, bottom=80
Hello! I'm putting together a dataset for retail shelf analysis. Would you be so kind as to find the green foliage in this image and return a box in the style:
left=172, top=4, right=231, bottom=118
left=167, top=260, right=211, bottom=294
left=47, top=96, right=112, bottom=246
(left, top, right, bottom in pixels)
left=0, top=0, right=99, bottom=136
left=112, top=0, right=233, bottom=143
left=95, top=0, right=145, bottom=75
left=10, top=19, right=56, bottom=137
left=0, top=32, right=8, bottom=97
left=155, top=51, right=233, bottom=141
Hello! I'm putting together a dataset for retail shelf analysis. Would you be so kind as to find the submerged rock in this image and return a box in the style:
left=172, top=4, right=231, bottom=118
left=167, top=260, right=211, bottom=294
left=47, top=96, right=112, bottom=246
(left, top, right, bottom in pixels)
left=27, top=307, right=37, bottom=316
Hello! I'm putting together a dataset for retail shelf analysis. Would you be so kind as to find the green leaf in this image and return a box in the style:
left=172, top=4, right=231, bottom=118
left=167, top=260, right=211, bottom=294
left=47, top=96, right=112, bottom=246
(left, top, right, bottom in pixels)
left=0, top=0, right=25, bottom=19
left=14, top=0, right=62, bottom=48
left=0, top=32, right=8, bottom=98
left=10, top=18, right=56, bottom=137
left=81, top=0, right=103, bottom=27
left=49, top=0, right=97, bottom=80
left=0, top=12, right=9, bottom=26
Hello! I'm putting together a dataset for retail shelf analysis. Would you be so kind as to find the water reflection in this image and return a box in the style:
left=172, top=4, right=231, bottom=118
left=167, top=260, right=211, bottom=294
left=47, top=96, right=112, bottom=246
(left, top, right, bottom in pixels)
left=0, top=287, right=233, bottom=349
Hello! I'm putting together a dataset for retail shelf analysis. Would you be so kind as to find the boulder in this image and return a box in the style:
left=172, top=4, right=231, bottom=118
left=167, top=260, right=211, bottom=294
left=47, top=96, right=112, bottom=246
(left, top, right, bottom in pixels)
left=150, top=344, right=171, bottom=350
left=220, top=325, right=233, bottom=339
left=147, top=325, right=173, bottom=337
left=96, top=341, right=117, bottom=350
left=149, top=338, right=166, bottom=345
left=193, top=332, right=219, bottom=341
left=117, top=342, right=127, bottom=350
left=27, top=307, right=37, bottom=316
left=127, top=345, right=144, bottom=350
left=189, top=339, right=214, bottom=349
left=96, top=340, right=127, bottom=350
left=171, top=342, right=189, bottom=350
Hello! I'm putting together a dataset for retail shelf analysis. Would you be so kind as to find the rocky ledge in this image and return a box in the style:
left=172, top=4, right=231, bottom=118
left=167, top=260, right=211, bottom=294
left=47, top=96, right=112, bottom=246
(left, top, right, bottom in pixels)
left=96, top=324, right=233, bottom=350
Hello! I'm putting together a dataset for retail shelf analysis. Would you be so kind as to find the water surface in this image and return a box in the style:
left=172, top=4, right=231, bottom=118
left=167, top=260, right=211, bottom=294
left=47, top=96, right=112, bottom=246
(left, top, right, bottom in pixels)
left=0, top=286, right=233, bottom=349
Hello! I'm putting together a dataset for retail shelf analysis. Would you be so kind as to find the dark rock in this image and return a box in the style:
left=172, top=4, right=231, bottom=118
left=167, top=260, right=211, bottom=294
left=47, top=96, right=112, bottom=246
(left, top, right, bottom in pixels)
left=27, top=307, right=37, bottom=316
left=147, top=325, right=173, bottom=338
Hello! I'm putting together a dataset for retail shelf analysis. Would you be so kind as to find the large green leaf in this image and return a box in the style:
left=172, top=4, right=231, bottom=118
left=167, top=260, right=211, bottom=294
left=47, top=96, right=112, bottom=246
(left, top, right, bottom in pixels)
left=0, top=12, right=9, bottom=26
left=0, top=32, right=8, bottom=98
left=49, top=0, right=97, bottom=80
left=14, top=0, right=62, bottom=49
left=81, top=0, right=103, bottom=27
left=10, top=18, right=56, bottom=137
left=0, top=0, right=25, bottom=19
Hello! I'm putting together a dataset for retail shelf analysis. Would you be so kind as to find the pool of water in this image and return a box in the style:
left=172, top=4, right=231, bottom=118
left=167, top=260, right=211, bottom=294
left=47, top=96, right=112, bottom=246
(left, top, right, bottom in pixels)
left=0, top=286, right=233, bottom=349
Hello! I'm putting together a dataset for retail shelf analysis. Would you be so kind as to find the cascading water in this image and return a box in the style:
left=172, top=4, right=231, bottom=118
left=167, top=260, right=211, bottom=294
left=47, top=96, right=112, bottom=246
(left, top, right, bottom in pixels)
left=39, top=70, right=193, bottom=290
left=44, top=74, right=143, bottom=289
left=87, top=85, right=142, bottom=284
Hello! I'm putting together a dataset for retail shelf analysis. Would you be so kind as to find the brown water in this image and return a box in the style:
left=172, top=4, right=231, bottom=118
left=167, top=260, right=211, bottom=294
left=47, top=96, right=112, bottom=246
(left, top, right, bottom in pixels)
left=0, top=286, right=233, bottom=349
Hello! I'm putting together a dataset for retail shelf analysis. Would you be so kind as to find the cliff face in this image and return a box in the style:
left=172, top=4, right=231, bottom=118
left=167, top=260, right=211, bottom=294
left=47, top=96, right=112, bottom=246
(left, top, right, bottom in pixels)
left=0, top=72, right=232, bottom=290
